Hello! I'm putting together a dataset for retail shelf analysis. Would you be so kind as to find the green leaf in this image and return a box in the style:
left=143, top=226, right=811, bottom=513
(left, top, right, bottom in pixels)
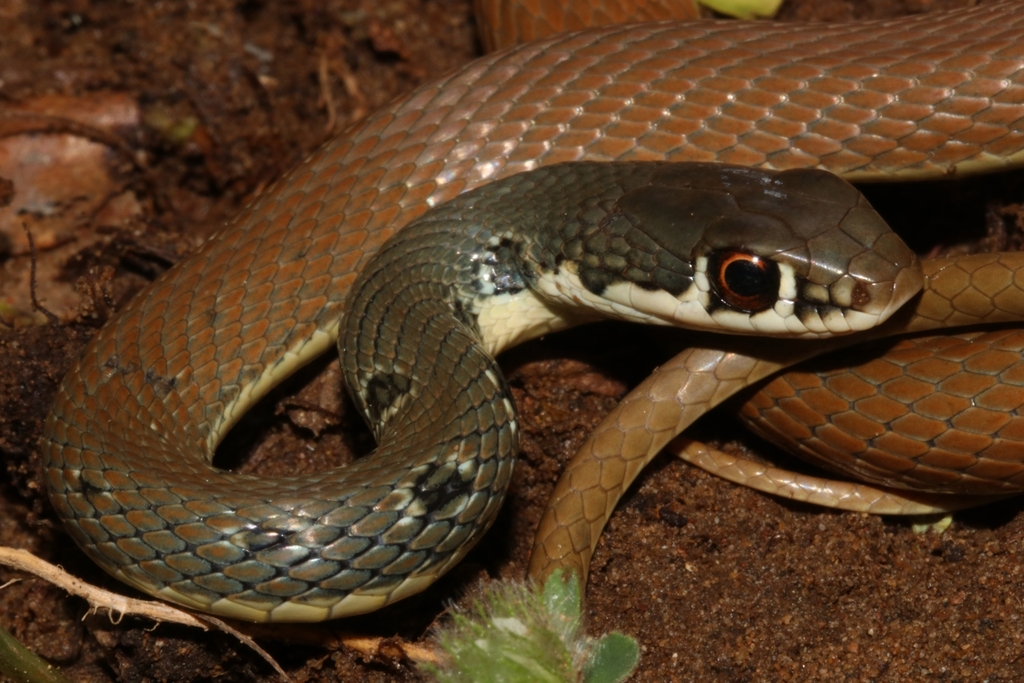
left=583, top=632, right=640, bottom=683
left=0, top=623, right=71, bottom=683
left=540, top=569, right=581, bottom=623
left=422, top=571, right=640, bottom=683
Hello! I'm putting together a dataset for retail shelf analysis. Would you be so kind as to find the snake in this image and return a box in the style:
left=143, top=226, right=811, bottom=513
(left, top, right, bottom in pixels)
left=41, top=0, right=1024, bottom=622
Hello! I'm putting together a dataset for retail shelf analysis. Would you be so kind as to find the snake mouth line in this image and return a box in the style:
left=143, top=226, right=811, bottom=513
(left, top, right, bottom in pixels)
left=869, top=257, right=926, bottom=323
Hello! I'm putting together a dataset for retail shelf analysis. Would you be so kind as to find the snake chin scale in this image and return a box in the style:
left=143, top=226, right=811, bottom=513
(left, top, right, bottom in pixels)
left=474, top=289, right=576, bottom=356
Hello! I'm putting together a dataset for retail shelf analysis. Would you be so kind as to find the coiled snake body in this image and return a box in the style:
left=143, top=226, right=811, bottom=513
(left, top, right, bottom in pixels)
left=42, top=1, right=1024, bottom=622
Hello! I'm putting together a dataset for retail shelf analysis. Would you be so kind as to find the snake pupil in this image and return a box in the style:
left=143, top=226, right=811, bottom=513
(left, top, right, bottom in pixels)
left=710, top=251, right=780, bottom=313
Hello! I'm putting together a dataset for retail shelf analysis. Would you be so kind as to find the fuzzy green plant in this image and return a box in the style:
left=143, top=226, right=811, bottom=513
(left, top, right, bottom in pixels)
left=421, top=570, right=639, bottom=683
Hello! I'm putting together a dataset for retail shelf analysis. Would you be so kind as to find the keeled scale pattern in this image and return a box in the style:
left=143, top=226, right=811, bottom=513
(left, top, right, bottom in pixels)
left=42, top=2, right=1024, bottom=620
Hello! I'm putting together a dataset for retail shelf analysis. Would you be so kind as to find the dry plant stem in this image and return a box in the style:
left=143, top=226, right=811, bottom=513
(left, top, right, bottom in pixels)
left=336, top=635, right=444, bottom=666
left=0, top=547, right=445, bottom=674
left=22, top=225, right=59, bottom=325
left=236, top=623, right=445, bottom=666
left=317, top=51, right=338, bottom=134
left=0, top=548, right=290, bottom=682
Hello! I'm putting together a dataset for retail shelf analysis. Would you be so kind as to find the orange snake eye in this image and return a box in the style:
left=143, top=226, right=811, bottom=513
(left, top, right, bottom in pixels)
left=708, top=251, right=780, bottom=313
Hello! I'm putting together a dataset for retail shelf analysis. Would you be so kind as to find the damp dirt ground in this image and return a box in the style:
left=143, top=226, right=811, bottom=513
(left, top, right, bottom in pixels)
left=2, top=1, right=1024, bottom=681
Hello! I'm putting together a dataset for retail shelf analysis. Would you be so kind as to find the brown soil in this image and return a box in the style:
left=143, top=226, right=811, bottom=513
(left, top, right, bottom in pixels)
left=2, top=1, right=1023, bottom=681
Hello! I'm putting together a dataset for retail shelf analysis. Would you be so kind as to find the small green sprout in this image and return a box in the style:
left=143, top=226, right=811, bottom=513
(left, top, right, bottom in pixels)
left=0, top=622, right=71, bottom=683
left=422, top=570, right=639, bottom=683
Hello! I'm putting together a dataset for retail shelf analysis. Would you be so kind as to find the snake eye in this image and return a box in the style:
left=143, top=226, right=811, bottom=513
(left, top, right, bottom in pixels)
left=708, top=251, right=780, bottom=313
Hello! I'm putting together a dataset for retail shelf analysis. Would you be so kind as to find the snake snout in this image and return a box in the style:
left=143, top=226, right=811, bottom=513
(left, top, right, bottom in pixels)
left=836, top=232, right=924, bottom=332
left=774, top=190, right=924, bottom=337
left=889, top=260, right=926, bottom=313
left=852, top=255, right=924, bottom=319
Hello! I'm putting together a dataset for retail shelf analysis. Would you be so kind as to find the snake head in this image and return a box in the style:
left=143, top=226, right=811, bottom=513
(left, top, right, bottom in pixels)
left=562, top=164, right=924, bottom=339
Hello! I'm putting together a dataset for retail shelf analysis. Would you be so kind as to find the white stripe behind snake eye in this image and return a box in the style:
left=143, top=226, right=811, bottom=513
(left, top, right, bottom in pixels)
left=481, top=256, right=890, bottom=350
left=527, top=264, right=843, bottom=339
left=777, top=262, right=798, bottom=303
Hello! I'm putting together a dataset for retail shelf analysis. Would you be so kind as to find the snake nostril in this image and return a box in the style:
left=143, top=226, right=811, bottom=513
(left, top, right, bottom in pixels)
left=850, top=281, right=871, bottom=309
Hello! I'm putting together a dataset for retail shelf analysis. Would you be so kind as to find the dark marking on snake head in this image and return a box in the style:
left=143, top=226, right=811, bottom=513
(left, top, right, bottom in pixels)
left=579, top=266, right=613, bottom=296
left=576, top=202, right=695, bottom=297
left=795, top=301, right=838, bottom=324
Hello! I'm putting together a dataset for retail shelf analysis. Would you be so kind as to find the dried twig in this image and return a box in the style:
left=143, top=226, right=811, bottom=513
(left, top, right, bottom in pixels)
left=0, top=547, right=290, bottom=682
left=22, top=224, right=59, bottom=325
left=318, top=50, right=338, bottom=134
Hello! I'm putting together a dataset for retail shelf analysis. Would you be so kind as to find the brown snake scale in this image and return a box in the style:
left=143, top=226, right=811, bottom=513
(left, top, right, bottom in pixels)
left=743, top=329, right=1024, bottom=494
left=41, top=0, right=1024, bottom=620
